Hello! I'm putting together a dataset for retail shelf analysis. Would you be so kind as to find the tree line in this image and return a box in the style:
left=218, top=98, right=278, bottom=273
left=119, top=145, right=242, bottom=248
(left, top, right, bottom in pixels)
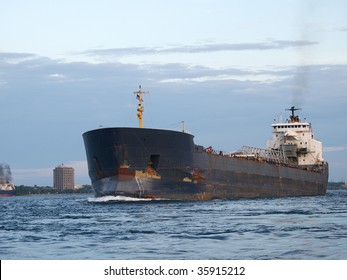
left=14, top=185, right=94, bottom=195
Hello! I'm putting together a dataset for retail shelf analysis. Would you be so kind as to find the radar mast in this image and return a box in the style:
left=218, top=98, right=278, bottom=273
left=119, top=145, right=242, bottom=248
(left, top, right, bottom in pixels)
left=133, top=85, right=148, bottom=128
left=285, top=106, right=302, bottom=122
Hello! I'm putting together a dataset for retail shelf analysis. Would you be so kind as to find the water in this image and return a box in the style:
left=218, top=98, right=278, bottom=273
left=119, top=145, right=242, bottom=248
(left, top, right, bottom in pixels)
left=1, top=190, right=346, bottom=259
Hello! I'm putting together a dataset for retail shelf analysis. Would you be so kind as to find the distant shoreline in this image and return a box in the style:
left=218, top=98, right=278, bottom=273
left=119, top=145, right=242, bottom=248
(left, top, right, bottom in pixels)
left=14, top=185, right=93, bottom=196
left=328, top=182, right=347, bottom=190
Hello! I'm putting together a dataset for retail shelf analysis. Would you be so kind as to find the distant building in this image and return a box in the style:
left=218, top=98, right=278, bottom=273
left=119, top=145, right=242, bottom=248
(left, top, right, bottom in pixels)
left=53, top=164, right=75, bottom=190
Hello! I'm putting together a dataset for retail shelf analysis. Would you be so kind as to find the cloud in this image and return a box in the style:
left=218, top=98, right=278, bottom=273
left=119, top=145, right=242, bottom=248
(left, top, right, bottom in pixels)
left=1, top=51, right=347, bottom=182
left=159, top=73, right=289, bottom=84
left=1, top=51, right=346, bottom=97
left=1, top=52, right=346, bottom=101
left=0, top=52, right=37, bottom=60
left=81, top=40, right=318, bottom=57
left=0, top=52, right=38, bottom=64
left=49, top=73, right=65, bottom=79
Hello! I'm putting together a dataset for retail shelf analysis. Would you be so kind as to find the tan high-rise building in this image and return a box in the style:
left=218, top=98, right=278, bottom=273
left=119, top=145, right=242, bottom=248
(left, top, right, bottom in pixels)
left=53, top=164, right=75, bottom=190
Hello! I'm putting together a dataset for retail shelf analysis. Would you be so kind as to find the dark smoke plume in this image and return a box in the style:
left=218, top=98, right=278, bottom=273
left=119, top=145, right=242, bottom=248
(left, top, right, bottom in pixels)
left=292, top=1, right=318, bottom=107
left=0, top=163, right=12, bottom=183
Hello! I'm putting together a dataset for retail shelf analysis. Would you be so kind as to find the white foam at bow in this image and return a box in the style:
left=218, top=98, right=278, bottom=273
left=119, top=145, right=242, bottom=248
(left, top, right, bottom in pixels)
left=87, top=195, right=160, bottom=202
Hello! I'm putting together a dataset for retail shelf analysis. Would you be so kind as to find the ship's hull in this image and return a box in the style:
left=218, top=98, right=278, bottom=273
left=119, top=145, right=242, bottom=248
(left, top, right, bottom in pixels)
left=83, top=127, right=328, bottom=200
left=0, top=189, right=16, bottom=197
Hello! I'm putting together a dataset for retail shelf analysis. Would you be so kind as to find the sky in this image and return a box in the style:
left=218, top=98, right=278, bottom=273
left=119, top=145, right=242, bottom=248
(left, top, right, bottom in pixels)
left=1, top=0, right=347, bottom=186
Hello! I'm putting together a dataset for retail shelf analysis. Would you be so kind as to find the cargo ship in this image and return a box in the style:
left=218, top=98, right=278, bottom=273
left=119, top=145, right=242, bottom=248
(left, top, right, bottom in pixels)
left=0, top=164, right=16, bottom=197
left=83, top=86, right=328, bottom=200
left=0, top=182, right=16, bottom=197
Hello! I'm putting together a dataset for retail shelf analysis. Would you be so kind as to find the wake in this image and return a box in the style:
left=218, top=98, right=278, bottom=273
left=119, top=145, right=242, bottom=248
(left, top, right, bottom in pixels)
left=87, top=195, right=166, bottom=203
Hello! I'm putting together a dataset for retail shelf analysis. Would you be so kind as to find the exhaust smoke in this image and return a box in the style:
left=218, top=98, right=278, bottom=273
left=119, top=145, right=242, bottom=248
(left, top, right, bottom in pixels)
left=0, top=163, right=12, bottom=184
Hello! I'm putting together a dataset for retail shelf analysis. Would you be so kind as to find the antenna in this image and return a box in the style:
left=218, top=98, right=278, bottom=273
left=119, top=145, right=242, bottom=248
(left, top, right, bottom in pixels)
left=182, top=121, right=186, bottom=133
left=133, top=85, right=148, bottom=128
left=285, top=106, right=302, bottom=122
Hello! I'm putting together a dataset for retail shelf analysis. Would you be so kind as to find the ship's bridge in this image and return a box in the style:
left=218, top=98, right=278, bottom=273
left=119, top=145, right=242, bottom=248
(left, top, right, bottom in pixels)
left=272, top=122, right=311, bottom=132
left=266, top=107, right=324, bottom=166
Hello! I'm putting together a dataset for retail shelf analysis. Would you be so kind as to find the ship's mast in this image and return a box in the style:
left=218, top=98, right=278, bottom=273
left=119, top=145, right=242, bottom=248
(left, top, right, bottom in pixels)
left=133, top=85, right=147, bottom=128
left=182, top=121, right=186, bottom=133
left=285, top=106, right=301, bottom=122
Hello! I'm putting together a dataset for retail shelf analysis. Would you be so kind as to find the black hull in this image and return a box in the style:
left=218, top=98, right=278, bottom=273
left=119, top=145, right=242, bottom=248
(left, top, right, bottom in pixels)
left=83, top=127, right=328, bottom=200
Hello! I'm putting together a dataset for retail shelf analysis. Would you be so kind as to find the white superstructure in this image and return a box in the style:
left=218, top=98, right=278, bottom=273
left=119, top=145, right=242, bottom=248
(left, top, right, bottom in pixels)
left=0, top=182, right=15, bottom=191
left=0, top=163, right=15, bottom=191
left=0, top=176, right=15, bottom=191
left=267, top=107, right=324, bottom=166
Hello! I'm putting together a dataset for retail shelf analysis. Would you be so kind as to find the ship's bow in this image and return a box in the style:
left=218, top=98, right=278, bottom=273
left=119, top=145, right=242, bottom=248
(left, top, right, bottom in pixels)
left=83, top=127, right=195, bottom=197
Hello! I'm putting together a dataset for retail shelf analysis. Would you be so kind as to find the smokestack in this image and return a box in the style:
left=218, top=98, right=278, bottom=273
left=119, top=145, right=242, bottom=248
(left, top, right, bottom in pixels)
left=0, top=163, right=12, bottom=184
